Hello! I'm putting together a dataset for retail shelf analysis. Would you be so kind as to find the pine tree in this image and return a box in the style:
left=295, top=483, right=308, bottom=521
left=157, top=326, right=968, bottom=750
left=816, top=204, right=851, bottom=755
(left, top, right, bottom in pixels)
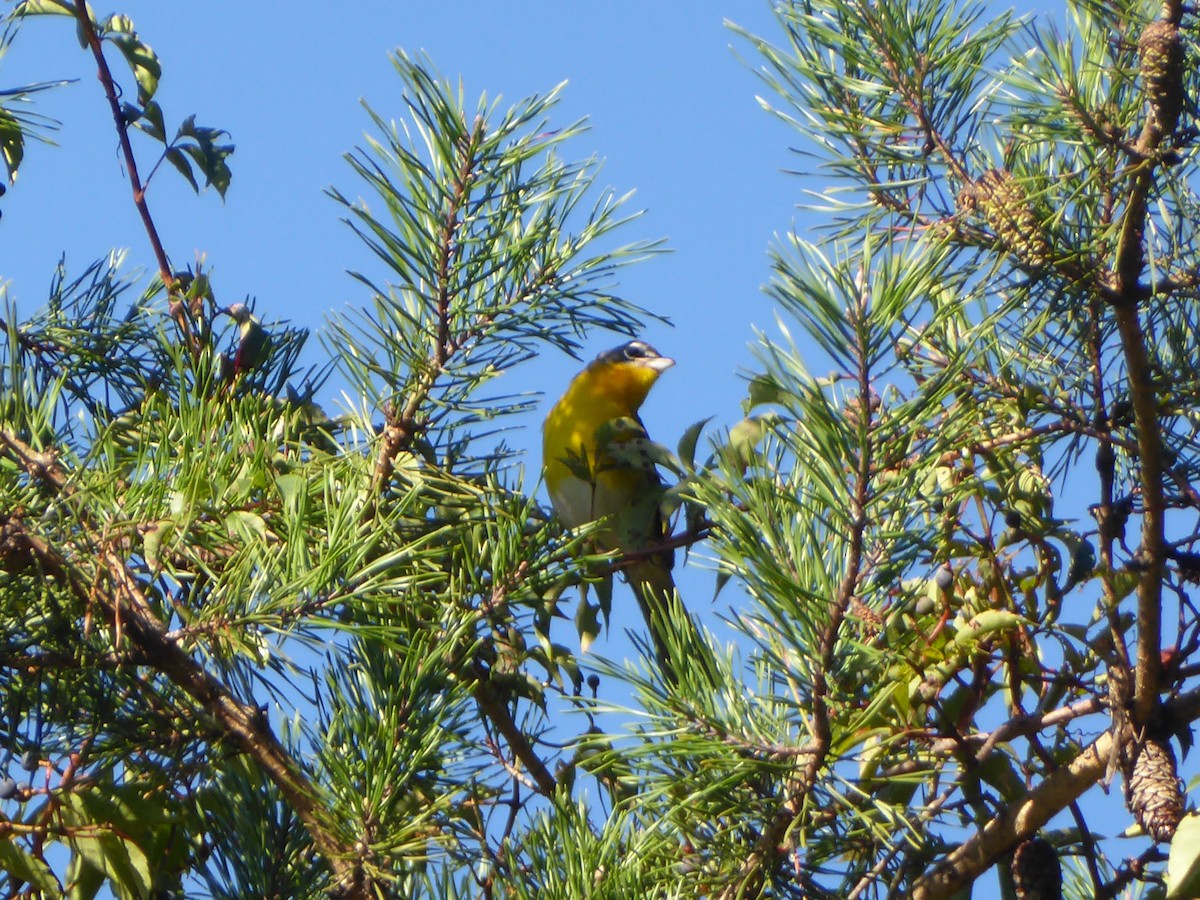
left=1, top=0, right=1199, bottom=897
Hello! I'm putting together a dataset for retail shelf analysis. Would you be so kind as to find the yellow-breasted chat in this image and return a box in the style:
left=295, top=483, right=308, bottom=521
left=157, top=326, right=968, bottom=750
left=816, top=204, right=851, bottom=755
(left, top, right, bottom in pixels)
left=542, top=340, right=682, bottom=677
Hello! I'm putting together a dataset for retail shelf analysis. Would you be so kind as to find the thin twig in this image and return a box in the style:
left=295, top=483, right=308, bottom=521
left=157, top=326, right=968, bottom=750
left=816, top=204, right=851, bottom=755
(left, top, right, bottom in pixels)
left=70, top=3, right=173, bottom=289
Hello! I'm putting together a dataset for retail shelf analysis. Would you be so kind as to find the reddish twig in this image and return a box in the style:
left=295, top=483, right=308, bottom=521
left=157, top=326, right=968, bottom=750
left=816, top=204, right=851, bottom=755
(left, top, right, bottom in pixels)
left=70, top=2, right=174, bottom=290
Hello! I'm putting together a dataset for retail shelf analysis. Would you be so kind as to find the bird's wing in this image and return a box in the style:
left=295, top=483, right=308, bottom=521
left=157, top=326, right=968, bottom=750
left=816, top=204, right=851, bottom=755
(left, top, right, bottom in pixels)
left=592, top=415, right=693, bottom=678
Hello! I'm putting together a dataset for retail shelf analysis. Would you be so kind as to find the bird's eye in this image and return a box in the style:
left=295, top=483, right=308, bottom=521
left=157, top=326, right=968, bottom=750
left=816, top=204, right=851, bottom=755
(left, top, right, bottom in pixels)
left=625, top=342, right=651, bottom=360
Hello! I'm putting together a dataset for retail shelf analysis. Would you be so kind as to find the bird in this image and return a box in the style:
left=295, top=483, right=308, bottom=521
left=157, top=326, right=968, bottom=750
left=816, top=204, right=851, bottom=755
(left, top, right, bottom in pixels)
left=218, top=303, right=272, bottom=378
left=542, top=340, right=684, bottom=678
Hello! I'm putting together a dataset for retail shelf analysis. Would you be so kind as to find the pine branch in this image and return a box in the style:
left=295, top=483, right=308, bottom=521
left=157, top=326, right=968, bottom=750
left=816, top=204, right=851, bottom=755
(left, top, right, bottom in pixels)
left=0, top=428, right=370, bottom=898
left=471, top=663, right=558, bottom=797
left=721, top=281, right=878, bottom=898
left=1105, top=2, right=1186, bottom=721
left=910, top=685, right=1200, bottom=898
left=367, top=116, right=484, bottom=503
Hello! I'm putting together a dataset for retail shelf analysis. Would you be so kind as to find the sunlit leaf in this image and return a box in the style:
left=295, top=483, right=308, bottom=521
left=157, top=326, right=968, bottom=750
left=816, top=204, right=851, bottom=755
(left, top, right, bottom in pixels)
left=0, top=107, right=22, bottom=180
left=1167, top=813, right=1200, bottom=899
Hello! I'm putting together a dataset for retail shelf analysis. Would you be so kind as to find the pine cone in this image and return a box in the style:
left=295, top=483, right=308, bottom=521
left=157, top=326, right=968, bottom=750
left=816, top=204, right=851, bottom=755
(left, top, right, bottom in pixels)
left=958, top=169, right=1052, bottom=268
left=1139, top=19, right=1185, bottom=136
left=1011, top=837, right=1062, bottom=900
left=1125, top=735, right=1184, bottom=842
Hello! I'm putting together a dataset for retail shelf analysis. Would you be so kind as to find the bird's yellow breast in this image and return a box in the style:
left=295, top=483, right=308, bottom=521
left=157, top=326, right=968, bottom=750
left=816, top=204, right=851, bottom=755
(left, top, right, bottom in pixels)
left=542, top=360, right=663, bottom=528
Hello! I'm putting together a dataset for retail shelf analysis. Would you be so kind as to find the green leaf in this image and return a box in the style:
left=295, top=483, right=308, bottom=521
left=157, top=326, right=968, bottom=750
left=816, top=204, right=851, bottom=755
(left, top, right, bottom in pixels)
left=12, top=0, right=77, bottom=15
left=745, top=373, right=786, bottom=410
left=723, top=412, right=780, bottom=470
left=0, top=107, right=23, bottom=181
left=1062, top=537, right=1096, bottom=593
left=594, top=572, right=613, bottom=621
left=676, top=417, right=713, bottom=472
left=142, top=520, right=173, bottom=570
left=975, top=751, right=1025, bottom=801
left=1167, top=813, right=1200, bottom=898
left=575, top=597, right=601, bottom=653
left=102, top=13, right=134, bottom=32
left=57, top=782, right=163, bottom=900
left=68, top=832, right=151, bottom=900
left=175, top=116, right=234, bottom=198
left=712, top=568, right=731, bottom=600
left=107, top=31, right=161, bottom=105
left=163, top=146, right=198, bottom=192
left=275, top=473, right=306, bottom=511
left=129, top=99, right=166, bottom=142
left=224, top=510, right=268, bottom=542
left=953, top=610, right=1026, bottom=650
left=66, top=852, right=105, bottom=900
left=0, top=838, right=61, bottom=894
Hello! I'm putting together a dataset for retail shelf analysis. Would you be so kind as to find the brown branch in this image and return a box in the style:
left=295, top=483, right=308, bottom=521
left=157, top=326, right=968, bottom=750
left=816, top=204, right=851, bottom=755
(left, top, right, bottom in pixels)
left=470, top=661, right=557, bottom=797
left=1111, top=294, right=1167, bottom=725
left=910, top=684, right=1200, bottom=898
left=29, top=735, right=94, bottom=864
left=1096, top=844, right=1169, bottom=899
left=70, top=3, right=173, bottom=290
left=1103, top=3, right=1189, bottom=721
left=933, top=696, right=1104, bottom=762
left=907, top=345, right=1200, bottom=510
left=912, top=727, right=1110, bottom=900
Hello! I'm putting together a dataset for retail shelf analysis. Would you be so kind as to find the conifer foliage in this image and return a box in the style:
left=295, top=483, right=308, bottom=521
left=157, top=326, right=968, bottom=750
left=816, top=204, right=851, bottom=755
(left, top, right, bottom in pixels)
left=1, top=0, right=1199, bottom=897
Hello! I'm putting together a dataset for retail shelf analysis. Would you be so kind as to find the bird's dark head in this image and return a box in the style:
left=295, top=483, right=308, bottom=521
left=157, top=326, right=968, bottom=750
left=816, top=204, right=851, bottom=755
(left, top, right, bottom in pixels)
left=592, top=340, right=674, bottom=373
left=581, top=340, right=675, bottom=411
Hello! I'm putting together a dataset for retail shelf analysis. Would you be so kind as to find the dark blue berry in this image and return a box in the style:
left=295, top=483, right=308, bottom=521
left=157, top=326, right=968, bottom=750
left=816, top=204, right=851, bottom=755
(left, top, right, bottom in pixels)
left=934, top=567, right=954, bottom=592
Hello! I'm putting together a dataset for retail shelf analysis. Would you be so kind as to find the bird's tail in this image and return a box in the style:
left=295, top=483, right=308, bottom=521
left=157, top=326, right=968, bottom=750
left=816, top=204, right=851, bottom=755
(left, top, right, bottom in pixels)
left=627, top=557, right=713, bottom=687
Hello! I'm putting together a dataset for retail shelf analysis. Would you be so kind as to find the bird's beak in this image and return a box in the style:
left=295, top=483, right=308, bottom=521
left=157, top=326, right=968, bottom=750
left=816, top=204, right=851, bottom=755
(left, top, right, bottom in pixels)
left=648, top=356, right=675, bottom=372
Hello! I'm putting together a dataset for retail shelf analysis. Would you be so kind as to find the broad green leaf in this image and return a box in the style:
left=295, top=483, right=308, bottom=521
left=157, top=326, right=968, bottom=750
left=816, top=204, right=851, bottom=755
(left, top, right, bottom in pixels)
left=175, top=116, right=234, bottom=198
left=1167, top=813, right=1200, bottom=898
left=12, top=0, right=77, bottom=15
left=163, top=146, right=198, bottom=192
left=102, top=13, right=133, bottom=32
left=66, top=852, right=105, bottom=900
left=745, top=373, right=786, bottom=410
left=129, top=99, right=166, bottom=142
left=712, top=567, right=731, bottom=600
left=141, top=520, right=173, bottom=570
left=224, top=509, right=268, bottom=542
left=723, top=412, right=780, bottom=470
left=275, top=472, right=306, bottom=511
left=226, top=458, right=259, bottom=502
left=953, top=610, right=1026, bottom=650
left=575, top=597, right=601, bottom=653
left=0, top=838, right=61, bottom=894
left=594, top=571, right=613, bottom=621
left=108, top=32, right=161, bottom=105
left=0, top=108, right=23, bottom=181
left=676, top=416, right=713, bottom=472
left=67, top=833, right=151, bottom=900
